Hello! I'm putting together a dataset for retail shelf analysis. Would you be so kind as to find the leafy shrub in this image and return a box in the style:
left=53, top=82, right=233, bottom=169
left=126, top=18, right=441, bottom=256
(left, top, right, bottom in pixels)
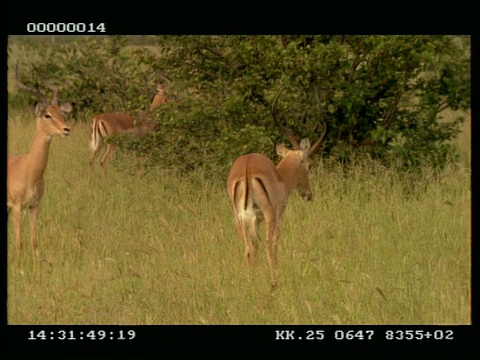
left=10, top=35, right=471, bottom=174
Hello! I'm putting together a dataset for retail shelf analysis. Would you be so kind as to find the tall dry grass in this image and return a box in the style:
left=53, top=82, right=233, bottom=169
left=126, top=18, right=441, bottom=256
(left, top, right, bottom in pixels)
left=7, top=106, right=470, bottom=324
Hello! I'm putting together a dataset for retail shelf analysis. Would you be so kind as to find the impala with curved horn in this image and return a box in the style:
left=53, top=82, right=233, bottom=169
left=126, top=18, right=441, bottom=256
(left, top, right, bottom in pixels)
left=150, top=84, right=167, bottom=110
left=7, top=64, right=74, bottom=257
left=227, top=89, right=328, bottom=285
left=89, top=83, right=166, bottom=177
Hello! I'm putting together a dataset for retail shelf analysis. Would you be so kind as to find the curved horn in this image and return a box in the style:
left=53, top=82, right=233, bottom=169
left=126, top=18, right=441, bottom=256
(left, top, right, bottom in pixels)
left=307, top=84, right=329, bottom=156
left=271, top=87, right=301, bottom=149
left=156, top=70, right=173, bottom=85
left=34, top=65, right=60, bottom=105
left=307, top=122, right=328, bottom=157
left=15, top=63, right=49, bottom=104
left=44, top=82, right=59, bottom=106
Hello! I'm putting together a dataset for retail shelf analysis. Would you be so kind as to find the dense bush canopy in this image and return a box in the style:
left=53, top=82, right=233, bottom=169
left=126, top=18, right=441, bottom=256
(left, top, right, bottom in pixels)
left=11, top=35, right=471, bottom=173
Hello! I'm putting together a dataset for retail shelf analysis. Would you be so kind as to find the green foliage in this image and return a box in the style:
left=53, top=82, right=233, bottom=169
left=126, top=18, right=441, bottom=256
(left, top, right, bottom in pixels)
left=150, top=35, right=470, bottom=172
left=11, top=36, right=163, bottom=120
left=9, top=35, right=470, bottom=172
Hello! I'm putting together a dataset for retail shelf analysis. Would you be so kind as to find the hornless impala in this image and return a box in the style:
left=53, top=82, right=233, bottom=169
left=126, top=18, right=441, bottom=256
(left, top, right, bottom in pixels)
left=227, top=91, right=328, bottom=285
left=89, top=84, right=166, bottom=177
left=7, top=64, right=74, bottom=257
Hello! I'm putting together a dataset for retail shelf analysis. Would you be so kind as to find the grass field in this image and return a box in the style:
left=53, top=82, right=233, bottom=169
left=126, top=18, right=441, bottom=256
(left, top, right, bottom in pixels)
left=6, top=104, right=471, bottom=325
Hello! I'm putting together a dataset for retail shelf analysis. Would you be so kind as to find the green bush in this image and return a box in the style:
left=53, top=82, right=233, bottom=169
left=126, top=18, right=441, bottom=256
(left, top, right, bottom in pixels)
left=10, top=35, right=471, bottom=173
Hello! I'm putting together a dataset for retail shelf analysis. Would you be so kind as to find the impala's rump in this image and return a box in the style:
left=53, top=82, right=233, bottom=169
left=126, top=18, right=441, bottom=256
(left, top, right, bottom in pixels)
left=231, top=177, right=265, bottom=224
left=228, top=153, right=279, bottom=217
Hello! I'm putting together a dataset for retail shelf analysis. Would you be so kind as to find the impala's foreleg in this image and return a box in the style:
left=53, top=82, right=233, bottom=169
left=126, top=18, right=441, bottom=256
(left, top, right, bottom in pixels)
left=29, top=205, right=40, bottom=258
left=89, top=143, right=103, bottom=177
left=12, top=206, right=23, bottom=253
left=100, top=144, right=117, bottom=176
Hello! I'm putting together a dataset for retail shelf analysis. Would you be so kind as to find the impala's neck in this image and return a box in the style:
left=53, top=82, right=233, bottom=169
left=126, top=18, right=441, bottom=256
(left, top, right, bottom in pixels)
left=276, top=156, right=302, bottom=197
left=25, top=125, right=53, bottom=183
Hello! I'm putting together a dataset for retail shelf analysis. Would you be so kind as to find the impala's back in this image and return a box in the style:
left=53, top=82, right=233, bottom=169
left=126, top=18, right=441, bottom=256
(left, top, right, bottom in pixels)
left=90, top=113, right=134, bottom=151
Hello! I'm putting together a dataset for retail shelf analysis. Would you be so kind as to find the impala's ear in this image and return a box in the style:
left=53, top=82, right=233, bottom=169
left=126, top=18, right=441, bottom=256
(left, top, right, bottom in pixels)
left=299, top=138, right=311, bottom=151
left=60, top=102, right=74, bottom=114
left=34, top=102, right=45, bottom=117
left=275, top=144, right=289, bottom=157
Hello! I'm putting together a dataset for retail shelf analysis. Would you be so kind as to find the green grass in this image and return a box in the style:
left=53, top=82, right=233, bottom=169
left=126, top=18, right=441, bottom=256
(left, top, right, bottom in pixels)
left=7, top=107, right=470, bottom=325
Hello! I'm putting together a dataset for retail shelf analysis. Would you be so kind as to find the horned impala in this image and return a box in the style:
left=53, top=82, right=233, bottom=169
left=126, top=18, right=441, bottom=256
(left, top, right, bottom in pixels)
left=7, top=64, right=74, bottom=257
left=89, top=83, right=166, bottom=177
left=227, top=90, right=327, bottom=285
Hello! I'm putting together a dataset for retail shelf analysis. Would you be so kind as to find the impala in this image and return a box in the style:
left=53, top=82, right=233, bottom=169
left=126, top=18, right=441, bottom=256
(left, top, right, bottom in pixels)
left=227, top=91, right=327, bottom=285
left=7, top=64, right=74, bottom=257
left=89, top=84, right=165, bottom=177
left=150, top=84, right=167, bottom=110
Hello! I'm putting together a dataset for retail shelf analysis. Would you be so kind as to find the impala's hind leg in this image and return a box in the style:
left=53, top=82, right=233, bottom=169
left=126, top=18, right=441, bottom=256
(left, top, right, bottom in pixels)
left=235, top=217, right=252, bottom=266
left=264, top=210, right=280, bottom=288
left=100, top=144, right=117, bottom=177
left=247, top=216, right=260, bottom=265
left=89, top=142, right=103, bottom=179
left=234, top=215, right=258, bottom=267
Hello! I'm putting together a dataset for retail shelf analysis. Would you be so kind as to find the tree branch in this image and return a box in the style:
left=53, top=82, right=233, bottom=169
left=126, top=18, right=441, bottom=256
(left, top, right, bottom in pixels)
left=436, top=100, right=449, bottom=114
left=381, top=90, right=402, bottom=130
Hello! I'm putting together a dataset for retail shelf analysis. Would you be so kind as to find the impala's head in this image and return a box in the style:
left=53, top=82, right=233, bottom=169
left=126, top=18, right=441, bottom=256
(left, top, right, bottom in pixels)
left=276, top=138, right=316, bottom=201
left=34, top=102, right=72, bottom=138
left=271, top=85, right=328, bottom=202
left=16, top=63, right=73, bottom=138
left=150, top=83, right=167, bottom=110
